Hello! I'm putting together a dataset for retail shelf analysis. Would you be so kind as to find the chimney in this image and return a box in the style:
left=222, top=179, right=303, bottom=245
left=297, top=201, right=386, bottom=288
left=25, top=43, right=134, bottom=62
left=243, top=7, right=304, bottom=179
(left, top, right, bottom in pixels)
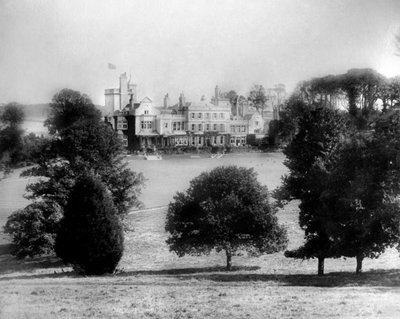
left=163, top=93, right=170, bottom=108
left=179, top=92, right=186, bottom=107
left=214, top=85, right=219, bottom=106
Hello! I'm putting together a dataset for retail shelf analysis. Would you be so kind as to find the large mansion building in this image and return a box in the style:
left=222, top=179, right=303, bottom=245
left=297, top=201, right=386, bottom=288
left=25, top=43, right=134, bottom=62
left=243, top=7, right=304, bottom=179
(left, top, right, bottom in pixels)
left=105, top=73, right=285, bottom=151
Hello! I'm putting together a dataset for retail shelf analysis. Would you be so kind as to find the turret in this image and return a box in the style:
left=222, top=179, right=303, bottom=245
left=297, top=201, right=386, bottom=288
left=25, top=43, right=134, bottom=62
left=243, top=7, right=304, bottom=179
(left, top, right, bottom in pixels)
left=119, top=73, right=129, bottom=109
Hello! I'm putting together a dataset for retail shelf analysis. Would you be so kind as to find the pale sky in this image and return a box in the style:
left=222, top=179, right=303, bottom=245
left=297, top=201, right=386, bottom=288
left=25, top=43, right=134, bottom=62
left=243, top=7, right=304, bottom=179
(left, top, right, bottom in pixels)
left=1, top=0, right=400, bottom=106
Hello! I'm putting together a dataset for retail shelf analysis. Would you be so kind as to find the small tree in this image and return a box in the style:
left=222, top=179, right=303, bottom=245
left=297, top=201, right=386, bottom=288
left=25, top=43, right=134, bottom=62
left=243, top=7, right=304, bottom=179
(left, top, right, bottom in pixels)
left=0, top=102, right=25, bottom=127
left=3, top=200, right=62, bottom=258
left=248, top=85, right=268, bottom=113
left=0, top=103, right=25, bottom=167
left=166, top=166, right=287, bottom=270
left=55, top=173, right=124, bottom=275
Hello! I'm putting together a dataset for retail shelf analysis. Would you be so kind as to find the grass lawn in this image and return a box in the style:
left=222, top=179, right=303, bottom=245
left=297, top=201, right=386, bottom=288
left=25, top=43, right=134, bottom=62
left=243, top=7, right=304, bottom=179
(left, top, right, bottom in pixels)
left=1, top=153, right=400, bottom=318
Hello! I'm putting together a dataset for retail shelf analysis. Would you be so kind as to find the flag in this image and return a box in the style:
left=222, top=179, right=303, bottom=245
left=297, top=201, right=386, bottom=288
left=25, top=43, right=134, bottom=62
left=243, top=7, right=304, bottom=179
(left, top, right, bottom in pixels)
left=108, top=63, right=116, bottom=70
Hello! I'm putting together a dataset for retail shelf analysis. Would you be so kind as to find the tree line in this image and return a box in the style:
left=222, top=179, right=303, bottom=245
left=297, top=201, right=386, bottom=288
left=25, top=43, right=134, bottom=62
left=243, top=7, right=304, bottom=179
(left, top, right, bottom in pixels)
left=274, top=69, right=400, bottom=275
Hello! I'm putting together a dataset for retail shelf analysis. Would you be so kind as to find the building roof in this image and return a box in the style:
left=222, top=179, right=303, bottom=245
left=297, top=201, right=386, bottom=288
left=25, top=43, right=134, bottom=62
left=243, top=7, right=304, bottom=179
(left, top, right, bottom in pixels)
left=140, top=97, right=152, bottom=103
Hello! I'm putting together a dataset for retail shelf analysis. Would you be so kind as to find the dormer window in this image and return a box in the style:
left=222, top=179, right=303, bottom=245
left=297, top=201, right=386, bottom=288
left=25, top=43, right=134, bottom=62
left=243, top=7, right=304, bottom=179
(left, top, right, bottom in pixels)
left=144, top=110, right=149, bottom=115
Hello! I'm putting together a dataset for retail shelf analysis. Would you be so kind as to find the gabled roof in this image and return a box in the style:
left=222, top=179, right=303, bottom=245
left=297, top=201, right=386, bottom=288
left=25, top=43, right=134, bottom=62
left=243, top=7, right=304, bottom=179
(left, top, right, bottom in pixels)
left=140, top=97, right=152, bottom=103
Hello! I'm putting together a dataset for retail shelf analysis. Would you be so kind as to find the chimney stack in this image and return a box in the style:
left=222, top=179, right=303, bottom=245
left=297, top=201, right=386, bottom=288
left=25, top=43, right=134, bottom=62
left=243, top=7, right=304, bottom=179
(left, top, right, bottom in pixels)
left=163, top=93, right=170, bottom=108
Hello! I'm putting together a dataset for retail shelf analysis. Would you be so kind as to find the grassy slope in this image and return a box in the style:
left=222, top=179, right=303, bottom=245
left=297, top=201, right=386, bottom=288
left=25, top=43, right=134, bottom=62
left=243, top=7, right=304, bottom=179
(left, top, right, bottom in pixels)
left=1, top=153, right=400, bottom=318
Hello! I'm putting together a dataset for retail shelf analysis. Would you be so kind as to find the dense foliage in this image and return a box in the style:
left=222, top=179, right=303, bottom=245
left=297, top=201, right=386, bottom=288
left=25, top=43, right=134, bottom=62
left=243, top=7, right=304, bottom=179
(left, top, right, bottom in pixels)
left=276, top=104, right=348, bottom=274
left=5, top=89, right=143, bottom=259
left=0, top=103, right=25, bottom=168
left=3, top=201, right=62, bottom=258
left=45, top=88, right=101, bottom=134
left=166, top=166, right=288, bottom=270
left=55, top=174, right=124, bottom=275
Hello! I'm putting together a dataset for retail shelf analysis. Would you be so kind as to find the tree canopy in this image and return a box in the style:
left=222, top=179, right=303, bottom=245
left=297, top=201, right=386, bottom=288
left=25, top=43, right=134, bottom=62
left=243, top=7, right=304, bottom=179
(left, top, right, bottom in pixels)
left=166, top=166, right=287, bottom=270
left=276, top=104, right=348, bottom=275
left=0, top=102, right=25, bottom=127
left=248, top=85, right=268, bottom=112
left=45, top=88, right=101, bottom=134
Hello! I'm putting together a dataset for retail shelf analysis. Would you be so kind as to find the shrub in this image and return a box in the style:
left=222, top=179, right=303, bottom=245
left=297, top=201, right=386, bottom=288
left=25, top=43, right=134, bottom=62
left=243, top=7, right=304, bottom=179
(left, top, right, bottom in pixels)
left=3, top=200, right=62, bottom=258
left=55, top=174, right=124, bottom=275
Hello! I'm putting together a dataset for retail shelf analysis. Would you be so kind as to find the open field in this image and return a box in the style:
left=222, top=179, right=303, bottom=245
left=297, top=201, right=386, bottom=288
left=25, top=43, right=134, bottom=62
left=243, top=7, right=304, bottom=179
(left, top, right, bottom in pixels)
left=1, top=153, right=400, bottom=318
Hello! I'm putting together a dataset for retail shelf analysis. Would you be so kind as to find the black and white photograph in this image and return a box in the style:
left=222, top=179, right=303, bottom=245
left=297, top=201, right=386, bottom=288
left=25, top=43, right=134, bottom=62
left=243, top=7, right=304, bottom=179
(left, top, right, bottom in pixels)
left=1, top=0, right=400, bottom=318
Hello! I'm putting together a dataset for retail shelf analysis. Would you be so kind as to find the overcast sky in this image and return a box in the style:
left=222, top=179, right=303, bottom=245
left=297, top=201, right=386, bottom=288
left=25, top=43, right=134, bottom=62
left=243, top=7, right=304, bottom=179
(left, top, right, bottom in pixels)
left=1, top=0, right=400, bottom=106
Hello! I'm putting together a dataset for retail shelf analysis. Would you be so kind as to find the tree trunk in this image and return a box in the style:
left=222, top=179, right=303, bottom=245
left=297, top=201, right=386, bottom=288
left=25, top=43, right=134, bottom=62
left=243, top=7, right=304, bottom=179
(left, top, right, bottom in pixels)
left=318, top=257, right=324, bottom=276
left=226, top=249, right=232, bottom=271
left=356, top=254, right=363, bottom=274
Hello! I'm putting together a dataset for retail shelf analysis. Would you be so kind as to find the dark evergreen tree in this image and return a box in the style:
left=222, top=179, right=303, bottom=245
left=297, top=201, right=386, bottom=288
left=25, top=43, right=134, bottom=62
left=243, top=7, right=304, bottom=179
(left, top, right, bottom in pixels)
left=276, top=104, right=348, bottom=275
left=55, top=174, right=124, bottom=275
left=166, top=166, right=287, bottom=270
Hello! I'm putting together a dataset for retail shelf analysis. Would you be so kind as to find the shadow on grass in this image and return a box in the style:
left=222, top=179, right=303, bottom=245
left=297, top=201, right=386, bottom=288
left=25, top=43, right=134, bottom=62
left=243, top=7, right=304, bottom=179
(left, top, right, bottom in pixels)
left=2, top=252, right=400, bottom=288
left=117, top=265, right=261, bottom=276
left=0, top=244, right=66, bottom=277
left=171, top=269, right=400, bottom=287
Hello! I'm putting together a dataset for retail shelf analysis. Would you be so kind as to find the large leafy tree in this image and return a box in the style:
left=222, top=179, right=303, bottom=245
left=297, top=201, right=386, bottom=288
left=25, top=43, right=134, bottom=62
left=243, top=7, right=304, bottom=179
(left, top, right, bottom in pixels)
left=5, top=89, right=143, bottom=258
left=276, top=104, right=348, bottom=275
left=320, top=134, right=399, bottom=274
left=166, top=166, right=287, bottom=270
left=24, top=112, right=144, bottom=218
left=45, top=88, right=101, bottom=134
left=55, top=173, right=124, bottom=275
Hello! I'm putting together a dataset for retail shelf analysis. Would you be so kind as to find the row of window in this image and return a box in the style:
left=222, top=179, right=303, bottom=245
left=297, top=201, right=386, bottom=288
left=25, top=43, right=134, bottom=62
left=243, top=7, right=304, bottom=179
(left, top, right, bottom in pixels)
left=231, top=125, right=246, bottom=133
left=143, top=121, right=243, bottom=133
left=190, top=123, right=226, bottom=131
left=190, top=112, right=226, bottom=120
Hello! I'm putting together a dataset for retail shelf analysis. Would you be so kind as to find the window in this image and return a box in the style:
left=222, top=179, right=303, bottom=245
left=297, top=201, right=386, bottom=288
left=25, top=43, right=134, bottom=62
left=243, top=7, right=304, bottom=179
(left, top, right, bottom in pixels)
left=182, top=122, right=185, bottom=130
left=220, top=124, right=224, bottom=131
left=213, top=124, right=217, bottom=131
left=241, top=126, right=246, bottom=132
left=213, top=136, right=217, bottom=144
left=231, top=126, right=235, bottom=133
left=177, top=122, right=181, bottom=130
left=220, top=136, right=223, bottom=144
left=219, top=113, right=223, bottom=119
left=255, top=121, right=259, bottom=126
left=144, top=110, right=149, bottom=115
left=192, top=124, right=195, bottom=131
left=164, top=123, right=168, bottom=128
left=191, top=113, right=195, bottom=119
left=206, top=113, right=210, bottom=119
left=198, top=124, right=202, bottom=131
left=213, top=113, right=217, bottom=119
left=173, top=122, right=176, bottom=131
left=198, top=113, right=202, bottom=119
left=141, top=121, right=152, bottom=129
left=206, top=124, right=210, bottom=131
